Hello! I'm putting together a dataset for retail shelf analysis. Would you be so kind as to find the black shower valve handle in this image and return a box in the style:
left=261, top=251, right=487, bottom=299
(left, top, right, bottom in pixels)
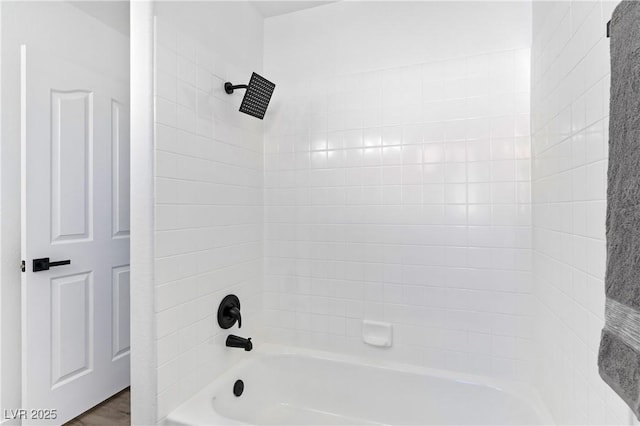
left=218, top=294, right=242, bottom=329
left=228, top=306, right=242, bottom=328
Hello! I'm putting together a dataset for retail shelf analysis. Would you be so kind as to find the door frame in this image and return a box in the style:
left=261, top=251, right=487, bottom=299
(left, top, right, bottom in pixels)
left=0, top=2, right=154, bottom=424
left=0, top=2, right=134, bottom=424
left=130, top=2, right=157, bottom=424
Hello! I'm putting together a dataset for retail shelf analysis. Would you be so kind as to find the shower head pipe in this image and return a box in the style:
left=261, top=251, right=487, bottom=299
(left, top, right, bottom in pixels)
left=224, top=82, right=248, bottom=94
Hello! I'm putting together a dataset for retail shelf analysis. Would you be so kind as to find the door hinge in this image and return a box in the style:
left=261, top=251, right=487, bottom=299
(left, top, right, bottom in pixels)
left=20, top=260, right=26, bottom=272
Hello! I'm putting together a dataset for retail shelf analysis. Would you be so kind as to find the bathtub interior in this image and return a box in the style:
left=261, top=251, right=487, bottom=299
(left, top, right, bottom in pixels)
left=167, top=345, right=552, bottom=425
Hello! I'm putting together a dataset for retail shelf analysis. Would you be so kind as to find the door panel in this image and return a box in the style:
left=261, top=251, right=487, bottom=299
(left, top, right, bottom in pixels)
left=111, top=99, right=130, bottom=238
left=21, top=45, right=130, bottom=425
left=51, top=272, right=93, bottom=387
left=111, top=265, right=130, bottom=360
left=51, top=90, right=93, bottom=242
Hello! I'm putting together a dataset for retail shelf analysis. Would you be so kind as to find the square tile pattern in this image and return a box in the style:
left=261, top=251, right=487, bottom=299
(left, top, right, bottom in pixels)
left=263, top=48, right=536, bottom=381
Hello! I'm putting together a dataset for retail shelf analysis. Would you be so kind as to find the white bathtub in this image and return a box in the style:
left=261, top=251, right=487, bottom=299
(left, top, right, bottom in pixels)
left=165, top=344, right=553, bottom=425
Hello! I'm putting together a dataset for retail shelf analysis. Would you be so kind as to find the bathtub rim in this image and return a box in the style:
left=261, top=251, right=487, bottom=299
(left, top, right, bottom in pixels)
left=165, top=342, right=555, bottom=425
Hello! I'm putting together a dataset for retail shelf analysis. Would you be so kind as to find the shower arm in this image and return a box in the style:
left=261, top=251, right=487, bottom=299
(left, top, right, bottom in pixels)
left=224, top=82, right=249, bottom=94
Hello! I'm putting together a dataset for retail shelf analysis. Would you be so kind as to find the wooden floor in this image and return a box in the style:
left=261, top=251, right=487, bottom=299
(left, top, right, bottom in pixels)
left=64, top=388, right=130, bottom=426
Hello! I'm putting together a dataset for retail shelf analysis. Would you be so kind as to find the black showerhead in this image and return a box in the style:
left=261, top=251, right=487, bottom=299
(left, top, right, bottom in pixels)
left=224, top=72, right=276, bottom=120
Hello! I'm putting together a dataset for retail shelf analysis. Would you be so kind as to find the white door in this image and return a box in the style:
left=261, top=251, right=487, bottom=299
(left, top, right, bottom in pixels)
left=20, top=45, right=130, bottom=425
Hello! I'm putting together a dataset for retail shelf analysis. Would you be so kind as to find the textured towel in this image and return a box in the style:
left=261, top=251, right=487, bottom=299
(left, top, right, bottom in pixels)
left=598, top=0, right=640, bottom=419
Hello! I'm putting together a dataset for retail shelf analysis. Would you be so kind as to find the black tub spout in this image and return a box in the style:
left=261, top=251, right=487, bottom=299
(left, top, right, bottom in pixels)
left=226, top=335, right=252, bottom=351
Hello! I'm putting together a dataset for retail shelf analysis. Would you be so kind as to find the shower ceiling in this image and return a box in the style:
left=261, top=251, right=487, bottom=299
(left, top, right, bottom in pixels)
left=249, top=1, right=337, bottom=17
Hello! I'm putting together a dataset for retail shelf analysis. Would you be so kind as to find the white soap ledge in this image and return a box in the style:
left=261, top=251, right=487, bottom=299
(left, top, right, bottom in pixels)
left=362, top=320, right=393, bottom=347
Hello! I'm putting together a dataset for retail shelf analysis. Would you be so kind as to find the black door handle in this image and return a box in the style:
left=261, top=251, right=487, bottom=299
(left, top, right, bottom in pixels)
left=32, top=257, right=71, bottom=272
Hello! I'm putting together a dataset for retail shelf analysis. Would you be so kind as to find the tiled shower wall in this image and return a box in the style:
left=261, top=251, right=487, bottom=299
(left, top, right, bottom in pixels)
left=263, top=2, right=535, bottom=381
left=152, top=3, right=264, bottom=421
left=146, top=1, right=639, bottom=423
left=531, top=1, right=634, bottom=424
